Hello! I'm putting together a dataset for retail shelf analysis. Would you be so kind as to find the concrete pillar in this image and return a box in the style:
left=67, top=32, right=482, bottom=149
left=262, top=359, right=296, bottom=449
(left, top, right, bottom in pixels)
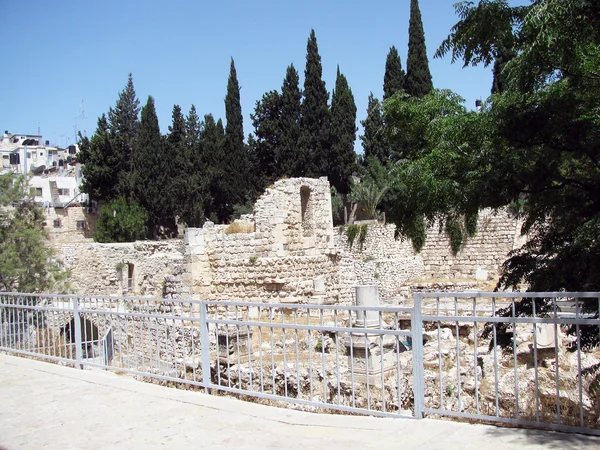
left=355, top=285, right=379, bottom=328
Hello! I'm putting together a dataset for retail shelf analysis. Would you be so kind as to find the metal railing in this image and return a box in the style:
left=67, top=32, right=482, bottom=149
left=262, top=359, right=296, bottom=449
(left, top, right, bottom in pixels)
left=415, top=292, right=600, bottom=435
left=1, top=291, right=599, bottom=434
left=0, top=293, right=414, bottom=418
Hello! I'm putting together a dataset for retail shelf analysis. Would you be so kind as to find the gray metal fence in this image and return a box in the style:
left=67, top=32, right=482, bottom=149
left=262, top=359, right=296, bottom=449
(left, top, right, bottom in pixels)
left=415, top=292, right=600, bottom=435
left=1, top=291, right=599, bottom=434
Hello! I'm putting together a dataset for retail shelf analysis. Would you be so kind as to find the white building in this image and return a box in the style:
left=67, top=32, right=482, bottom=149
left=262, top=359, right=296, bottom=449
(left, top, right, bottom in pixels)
left=1, top=131, right=78, bottom=175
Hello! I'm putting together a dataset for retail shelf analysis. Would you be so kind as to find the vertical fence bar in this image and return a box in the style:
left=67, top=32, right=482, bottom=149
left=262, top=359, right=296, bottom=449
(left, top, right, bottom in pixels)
left=199, top=301, right=211, bottom=393
left=412, top=293, right=425, bottom=419
left=73, top=296, right=83, bottom=369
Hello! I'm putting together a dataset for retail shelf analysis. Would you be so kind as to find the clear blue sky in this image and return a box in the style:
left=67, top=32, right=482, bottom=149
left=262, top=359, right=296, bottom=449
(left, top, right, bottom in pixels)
left=1, top=0, right=529, bottom=151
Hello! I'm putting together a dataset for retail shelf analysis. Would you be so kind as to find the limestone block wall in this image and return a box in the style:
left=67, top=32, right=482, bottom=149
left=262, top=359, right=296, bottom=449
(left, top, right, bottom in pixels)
left=46, top=207, right=98, bottom=243
left=334, top=209, right=523, bottom=301
left=417, top=209, right=523, bottom=281
left=186, top=177, right=340, bottom=304
left=334, top=224, right=424, bottom=301
left=56, top=241, right=186, bottom=297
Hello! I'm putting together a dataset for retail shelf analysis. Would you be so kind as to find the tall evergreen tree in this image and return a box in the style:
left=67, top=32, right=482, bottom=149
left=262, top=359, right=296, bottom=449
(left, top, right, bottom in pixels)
left=329, top=66, right=357, bottom=194
left=78, top=74, right=140, bottom=202
left=405, top=0, right=433, bottom=98
left=202, top=115, right=229, bottom=222
left=78, top=114, right=119, bottom=201
left=107, top=73, right=141, bottom=197
left=280, top=64, right=303, bottom=177
left=165, top=104, right=187, bottom=231
left=360, top=93, right=387, bottom=165
left=251, top=90, right=282, bottom=186
left=131, top=96, right=165, bottom=236
left=299, top=29, right=331, bottom=177
left=383, top=46, right=405, bottom=100
left=223, top=58, right=248, bottom=213
left=185, top=105, right=202, bottom=150
left=181, top=105, right=206, bottom=227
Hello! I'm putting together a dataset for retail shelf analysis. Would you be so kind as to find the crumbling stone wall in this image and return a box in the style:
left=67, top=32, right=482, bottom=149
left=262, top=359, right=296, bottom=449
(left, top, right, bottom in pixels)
left=57, top=241, right=186, bottom=297
left=334, top=209, right=524, bottom=300
left=46, top=207, right=98, bottom=242
left=55, top=178, right=524, bottom=305
left=186, top=177, right=340, bottom=304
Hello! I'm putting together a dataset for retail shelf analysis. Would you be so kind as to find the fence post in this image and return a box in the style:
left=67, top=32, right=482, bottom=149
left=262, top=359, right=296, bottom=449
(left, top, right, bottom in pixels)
left=199, top=301, right=211, bottom=393
left=412, top=293, right=425, bottom=419
left=73, top=296, right=83, bottom=369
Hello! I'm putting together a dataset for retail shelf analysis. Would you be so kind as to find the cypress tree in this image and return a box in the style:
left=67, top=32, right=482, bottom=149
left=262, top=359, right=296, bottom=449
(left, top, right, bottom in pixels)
left=165, top=105, right=187, bottom=232
left=182, top=105, right=207, bottom=227
left=251, top=90, right=282, bottom=185
left=224, top=58, right=247, bottom=211
left=383, top=46, right=405, bottom=100
left=202, top=115, right=229, bottom=222
left=280, top=64, right=302, bottom=177
left=299, top=29, right=331, bottom=177
left=405, top=0, right=433, bottom=98
left=107, top=73, right=141, bottom=198
left=131, top=95, right=163, bottom=236
left=78, top=114, right=119, bottom=201
left=329, top=66, right=357, bottom=194
left=360, top=93, right=387, bottom=165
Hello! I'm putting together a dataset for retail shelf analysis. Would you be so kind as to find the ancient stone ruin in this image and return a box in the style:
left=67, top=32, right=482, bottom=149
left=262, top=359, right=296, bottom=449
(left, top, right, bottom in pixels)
left=55, top=177, right=525, bottom=303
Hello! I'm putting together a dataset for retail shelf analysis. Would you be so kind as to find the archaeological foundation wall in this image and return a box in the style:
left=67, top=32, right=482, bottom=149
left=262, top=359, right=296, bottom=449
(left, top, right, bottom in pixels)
left=55, top=178, right=525, bottom=304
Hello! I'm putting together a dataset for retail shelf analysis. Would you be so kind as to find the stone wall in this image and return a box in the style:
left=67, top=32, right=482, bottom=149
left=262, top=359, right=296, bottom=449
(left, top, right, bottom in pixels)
left=417, top=209, right=524, bottom=281
left=186, top=177, right=341, bottom=304
left=56, top=241, right=186, bottom=297
left=333, top=209, right=524, bottom=300
left=46, top=207, right=98, bottom=243
left=54, top=178, right=524, bottom=305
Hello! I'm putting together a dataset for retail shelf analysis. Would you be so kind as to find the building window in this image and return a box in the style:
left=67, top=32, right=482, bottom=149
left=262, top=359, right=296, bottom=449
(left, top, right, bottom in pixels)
left=30, top=187, right=43, bottom=197
left=76, top=220, right=86, bottom=231
left=57, top=188, right=70, bottom=196
left=53, top=219, right=62, bottom=228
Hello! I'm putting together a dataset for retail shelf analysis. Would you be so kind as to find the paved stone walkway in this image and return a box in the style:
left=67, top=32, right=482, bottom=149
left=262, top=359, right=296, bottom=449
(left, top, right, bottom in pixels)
left=1, top=354, right=599, bottom=449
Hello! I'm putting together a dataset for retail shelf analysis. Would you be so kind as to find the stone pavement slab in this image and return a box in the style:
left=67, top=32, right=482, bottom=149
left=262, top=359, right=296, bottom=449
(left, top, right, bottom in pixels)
left=1, top=354, right=599, bottom=449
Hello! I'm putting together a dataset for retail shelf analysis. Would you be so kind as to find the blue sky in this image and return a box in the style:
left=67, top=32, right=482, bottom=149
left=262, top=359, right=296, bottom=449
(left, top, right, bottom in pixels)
left=1, top=0, right=529, bottom=151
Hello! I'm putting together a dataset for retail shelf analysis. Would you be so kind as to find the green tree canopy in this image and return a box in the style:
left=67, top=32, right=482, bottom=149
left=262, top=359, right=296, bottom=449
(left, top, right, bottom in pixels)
left=78, top=74, right=140, bottom=202
left=383, top=46, right=405, bottom=100
left=299, top=29, right=331, bottom=177
left=387, top=0, right=600, bottom=290
left=329, top=66, right=357, bottom=194
left=94, top=197, right=148, bottom=243
left=0, top=173, right=68, bottom=292
left=360, top=93, right=387, bottom=165
left=405, top=0, right=433, bottom=98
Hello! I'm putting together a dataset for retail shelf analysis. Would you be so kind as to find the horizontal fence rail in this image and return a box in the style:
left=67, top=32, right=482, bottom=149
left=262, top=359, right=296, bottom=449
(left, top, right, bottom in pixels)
left=415, top=292, right=600, bottom=435
left=0, top=293, right=415, bottom=418
left=1, top=291, right=600, bottom=434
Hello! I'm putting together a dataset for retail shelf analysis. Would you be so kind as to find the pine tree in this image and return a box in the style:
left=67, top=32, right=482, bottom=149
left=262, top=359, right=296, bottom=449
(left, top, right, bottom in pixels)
left=164, top=104, right=187, bottom=232
left=360, top=93, right=387, bottom=165
left=202, top=115, right=229, bottom=222
left=329, top=66, right=357, bottom=194
left=107, top=73, right=141, bottom=198
left=78, top=114, right=120, bottom=201
left=280, top=64, right=302, bottom=177
left=299, top=29, right=331, bottom=177
left=405, top=0, right=433, bottom=98
left=131, top=95, right=164, bottom=236
left=251, top=90, right=282, bottom=185
left=223, top=58, right=248, bottom=213
left=182, top=105, right=206, bottom=227
left=185, top=105, right=202, bottom=150
left=383, top=46, right=405, bottom=100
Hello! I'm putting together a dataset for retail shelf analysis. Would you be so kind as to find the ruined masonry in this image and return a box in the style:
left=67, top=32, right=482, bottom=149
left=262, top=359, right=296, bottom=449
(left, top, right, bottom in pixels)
left=57, top=177, right=524, bottom=303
